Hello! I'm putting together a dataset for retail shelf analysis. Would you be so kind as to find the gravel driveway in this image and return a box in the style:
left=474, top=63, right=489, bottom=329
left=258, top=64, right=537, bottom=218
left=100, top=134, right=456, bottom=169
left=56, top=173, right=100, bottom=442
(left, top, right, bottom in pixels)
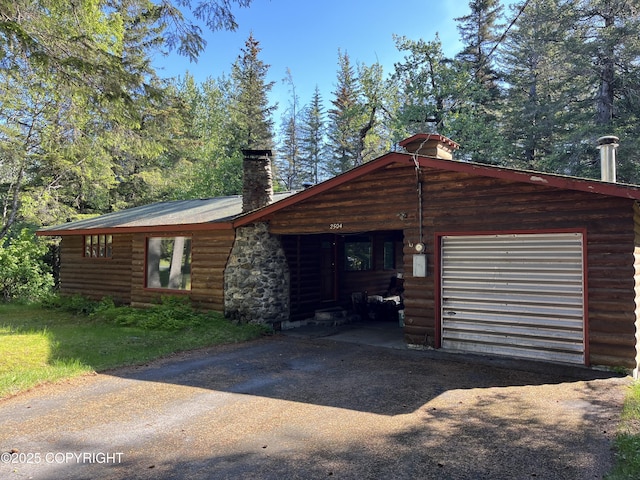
left=0, top=334, right=630, bottom=479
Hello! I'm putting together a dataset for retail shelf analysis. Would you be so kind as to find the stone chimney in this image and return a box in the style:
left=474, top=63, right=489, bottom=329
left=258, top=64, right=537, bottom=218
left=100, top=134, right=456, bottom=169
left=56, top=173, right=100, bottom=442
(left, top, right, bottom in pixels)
left=399, top=133, right=460, bottom=160
left=242, top=149, right=273, bottom=213
left=225, top=148, right=289, bottom=325
left=597, top=136, right=619, bottom=183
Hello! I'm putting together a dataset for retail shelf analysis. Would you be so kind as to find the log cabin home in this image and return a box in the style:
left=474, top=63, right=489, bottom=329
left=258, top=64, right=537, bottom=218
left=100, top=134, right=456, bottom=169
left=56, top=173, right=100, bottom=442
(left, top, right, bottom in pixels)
left=38, top=134, right=640, bottom=375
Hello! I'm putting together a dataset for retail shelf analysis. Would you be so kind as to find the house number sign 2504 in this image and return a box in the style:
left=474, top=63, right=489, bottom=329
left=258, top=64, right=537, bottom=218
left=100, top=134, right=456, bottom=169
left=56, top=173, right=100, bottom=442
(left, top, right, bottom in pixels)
left=329, top=223, right=343, bottom=230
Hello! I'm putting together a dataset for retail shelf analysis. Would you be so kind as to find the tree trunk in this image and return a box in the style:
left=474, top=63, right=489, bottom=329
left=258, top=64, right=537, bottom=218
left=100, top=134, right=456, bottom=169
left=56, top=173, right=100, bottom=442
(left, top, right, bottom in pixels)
left=168, top=237, right=185, bottom=289
left=596, top=8, right=615, bottom=126
left=146, top=237, right=162, bottom=288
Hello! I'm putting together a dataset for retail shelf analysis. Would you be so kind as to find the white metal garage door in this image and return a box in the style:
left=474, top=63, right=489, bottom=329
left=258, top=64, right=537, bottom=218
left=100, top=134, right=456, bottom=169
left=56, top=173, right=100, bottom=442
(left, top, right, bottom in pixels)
left=440, top=232, right=585, bottom=364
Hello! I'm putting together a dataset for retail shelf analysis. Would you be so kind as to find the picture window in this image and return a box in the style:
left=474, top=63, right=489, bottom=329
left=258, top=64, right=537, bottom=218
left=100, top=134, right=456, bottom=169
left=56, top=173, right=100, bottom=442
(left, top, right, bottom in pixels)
left=146, top=236, right=192, bottom=290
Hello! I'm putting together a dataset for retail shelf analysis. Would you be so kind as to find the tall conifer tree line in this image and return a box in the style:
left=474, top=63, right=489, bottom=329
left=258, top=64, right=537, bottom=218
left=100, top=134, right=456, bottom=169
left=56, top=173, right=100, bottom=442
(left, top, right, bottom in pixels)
left=1, top=0, right=640, bottom=240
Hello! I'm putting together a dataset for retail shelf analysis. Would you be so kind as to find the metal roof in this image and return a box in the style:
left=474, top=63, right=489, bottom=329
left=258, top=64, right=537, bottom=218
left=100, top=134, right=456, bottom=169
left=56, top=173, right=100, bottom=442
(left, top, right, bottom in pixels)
left=38, top=192, right=297, bottom=235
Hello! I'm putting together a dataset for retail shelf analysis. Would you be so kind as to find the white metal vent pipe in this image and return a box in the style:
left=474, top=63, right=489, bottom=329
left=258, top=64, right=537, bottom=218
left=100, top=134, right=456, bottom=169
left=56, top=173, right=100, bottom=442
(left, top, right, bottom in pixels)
left=597, top=135, right=619, bottom=183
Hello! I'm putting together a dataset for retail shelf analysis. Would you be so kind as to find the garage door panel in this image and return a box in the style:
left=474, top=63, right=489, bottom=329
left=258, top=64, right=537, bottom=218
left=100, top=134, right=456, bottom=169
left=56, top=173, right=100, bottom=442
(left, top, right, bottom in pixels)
left=443, top=340, right=584, bottom=364
left=442, top=270, right=583, bottom=284
left=443, top=279, right=583, bottom=296
left=443, top=290, right=583, bottom=307
left=442, top=310, right=583, bottom=330
left=441, top=232, right=585, bottom=364
left=444, top=331, right=584, bottom=352
left=443, top=320, right=584, bottom=341
left=443, top=299, right=583, bottom=318
left=443, top=308, right=584, bottom=328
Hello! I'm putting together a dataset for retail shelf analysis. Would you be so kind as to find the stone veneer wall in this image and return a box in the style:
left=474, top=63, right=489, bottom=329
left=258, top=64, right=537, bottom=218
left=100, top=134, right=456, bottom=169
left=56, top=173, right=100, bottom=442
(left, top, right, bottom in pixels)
left=224, top=222, right=290, bottom=324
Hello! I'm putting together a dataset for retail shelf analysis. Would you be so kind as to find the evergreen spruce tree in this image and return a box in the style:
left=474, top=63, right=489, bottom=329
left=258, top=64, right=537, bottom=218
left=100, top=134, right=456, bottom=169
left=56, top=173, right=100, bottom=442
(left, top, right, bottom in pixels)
left=456, top=0, right=503, bottom=97
left=452, top=0, right=504, bottom=163
left=566, top=0, right=640, bottom=181
left=299, top=86, right=327, bottom=184
left=276, top=69, right=302, bottom=190
left=166, top=74, right=239, bottom=199
left=357, top=61, right=392, bottom=162
left=392, top=34, right=464, bottom=138
left=497, top=0, right=575, bottom=171
left=229, top=33, right=276, bottom=151
left=326, top=51, right=362, bottom=175
left=0, top=0, right=254, bottom=102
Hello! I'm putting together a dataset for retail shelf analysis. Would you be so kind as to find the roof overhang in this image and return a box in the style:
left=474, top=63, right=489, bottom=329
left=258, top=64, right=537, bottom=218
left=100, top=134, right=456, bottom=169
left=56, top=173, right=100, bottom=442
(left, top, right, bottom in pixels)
left=235, top=151, right=640, bottom=226
left=36, top=221, right=234, bottom=237
left=415, top=154, right=640, bottom=200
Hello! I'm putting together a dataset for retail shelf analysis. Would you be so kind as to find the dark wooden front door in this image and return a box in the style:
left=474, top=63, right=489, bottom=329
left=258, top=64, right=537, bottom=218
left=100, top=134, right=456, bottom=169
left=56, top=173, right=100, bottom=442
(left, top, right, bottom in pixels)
left=320, top=235, right=337, bottom=302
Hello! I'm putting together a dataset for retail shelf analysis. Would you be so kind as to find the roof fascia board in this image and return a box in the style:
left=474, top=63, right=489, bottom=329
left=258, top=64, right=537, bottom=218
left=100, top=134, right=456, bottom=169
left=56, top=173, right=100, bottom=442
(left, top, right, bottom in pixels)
left=416, top=156, right=640, bottom=200
left=36, top=221, right=234, bottom=237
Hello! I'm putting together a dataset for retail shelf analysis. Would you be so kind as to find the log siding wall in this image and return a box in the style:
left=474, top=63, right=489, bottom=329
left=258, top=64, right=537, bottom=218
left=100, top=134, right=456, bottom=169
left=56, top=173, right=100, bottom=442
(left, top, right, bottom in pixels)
left=281, top=235, right=324, bottom=320
left=633, top=202, right=640, bottom=374
left=59, top=230, right=234, bottom=312
left=269, top=165, right=419, bottom=235
left=190, top=230, right=235, bottom=311
left=59, top=235, right=133, bottom=304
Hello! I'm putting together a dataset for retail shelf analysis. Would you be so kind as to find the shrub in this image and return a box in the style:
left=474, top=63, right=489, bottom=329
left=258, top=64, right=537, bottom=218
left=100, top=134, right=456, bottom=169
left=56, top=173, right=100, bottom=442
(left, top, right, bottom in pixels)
left=43, top=294, right=218, bottom=332
left=0, top=229, right=54, bottom=302
left=40, top=294, right=102, bottom=314
left=101, top=296, right=206, bottom=331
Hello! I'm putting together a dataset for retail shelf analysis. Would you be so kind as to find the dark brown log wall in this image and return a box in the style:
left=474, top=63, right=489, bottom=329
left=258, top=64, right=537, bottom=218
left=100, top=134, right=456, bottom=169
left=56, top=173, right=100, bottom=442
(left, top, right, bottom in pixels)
left=281, top=235, right=324, bottom=320
left=59, top=235, right=133, bottom=304
left=269, top=164, right=419, bottom=235
left=271, top=165, right=417, bottom=319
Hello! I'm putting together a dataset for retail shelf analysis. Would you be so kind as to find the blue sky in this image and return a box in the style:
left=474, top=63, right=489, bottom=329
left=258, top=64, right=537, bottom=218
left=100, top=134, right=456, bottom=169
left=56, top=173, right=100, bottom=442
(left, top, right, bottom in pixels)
left=153, top=0, right=473, bottom=122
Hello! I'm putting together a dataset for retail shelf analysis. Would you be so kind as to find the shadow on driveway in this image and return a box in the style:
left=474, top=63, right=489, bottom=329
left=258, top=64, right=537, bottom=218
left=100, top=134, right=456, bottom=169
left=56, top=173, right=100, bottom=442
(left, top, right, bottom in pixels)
left=0, top=333, right=630, bottom=480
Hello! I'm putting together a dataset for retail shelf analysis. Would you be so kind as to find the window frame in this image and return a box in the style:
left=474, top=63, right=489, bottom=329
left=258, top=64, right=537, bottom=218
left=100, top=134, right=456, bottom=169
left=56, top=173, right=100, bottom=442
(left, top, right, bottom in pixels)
left=83, top=234, right=112, bottom=259
left=383, top=239, right=396, bottom=270
left=344, top=235, right=373, bottom=272
left=144, top=235, right=193, bottom=292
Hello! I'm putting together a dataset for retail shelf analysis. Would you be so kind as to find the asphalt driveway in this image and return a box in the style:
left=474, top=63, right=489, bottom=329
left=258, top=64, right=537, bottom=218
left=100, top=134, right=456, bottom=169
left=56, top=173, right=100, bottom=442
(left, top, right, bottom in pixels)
left=0, top=333, right=631, bottom=479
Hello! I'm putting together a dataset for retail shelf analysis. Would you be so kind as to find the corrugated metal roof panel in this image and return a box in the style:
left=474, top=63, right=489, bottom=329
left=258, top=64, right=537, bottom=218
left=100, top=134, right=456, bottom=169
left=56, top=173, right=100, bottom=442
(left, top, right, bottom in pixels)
left=38, top=193, right=297, bottom=233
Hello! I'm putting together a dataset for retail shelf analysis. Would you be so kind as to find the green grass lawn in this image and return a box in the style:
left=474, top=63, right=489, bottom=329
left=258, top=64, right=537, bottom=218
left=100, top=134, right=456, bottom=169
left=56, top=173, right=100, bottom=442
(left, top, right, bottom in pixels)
left=0, top=302, right=268, bottom=399
left=607, top=380, right=640, bottom=479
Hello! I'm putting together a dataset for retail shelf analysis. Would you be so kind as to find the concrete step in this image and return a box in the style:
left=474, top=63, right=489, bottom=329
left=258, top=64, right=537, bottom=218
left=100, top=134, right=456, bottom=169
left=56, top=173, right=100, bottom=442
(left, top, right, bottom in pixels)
left=314, top=307, right=347, bottom=322
left=280, top=307, right=355, bottom=330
